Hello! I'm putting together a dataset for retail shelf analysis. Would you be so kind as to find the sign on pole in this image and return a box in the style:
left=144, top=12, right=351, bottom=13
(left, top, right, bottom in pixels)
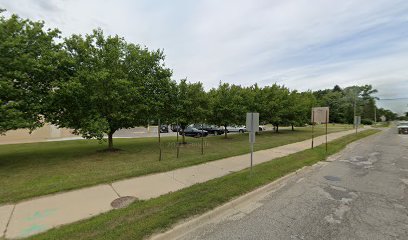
left=354, top=116, right=361, bottom=134
left=311, top=107, right=329, bottom=124
left=246, top=113, right=259, bottom=136
left=311, top=107, right=330, bottom=150
left=246, top=112, right=259, bottom=173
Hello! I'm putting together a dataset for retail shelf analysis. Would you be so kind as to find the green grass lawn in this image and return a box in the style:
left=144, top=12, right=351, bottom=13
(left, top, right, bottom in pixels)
left=0, top=125, right=352, bottom=204
left=28, top=129, right=379, bottom=240
left=372, top=121, right=390, bottom=128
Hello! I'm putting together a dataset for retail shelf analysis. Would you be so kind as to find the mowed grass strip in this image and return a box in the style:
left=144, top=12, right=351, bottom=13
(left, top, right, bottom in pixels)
left=372, top=121, right=390, bottom=128
left=28, top=129, right=380, bottom=240
left=0, top=125, right=352, bottom=204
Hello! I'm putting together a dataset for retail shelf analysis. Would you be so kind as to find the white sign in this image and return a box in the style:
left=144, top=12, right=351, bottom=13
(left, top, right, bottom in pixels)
left=311, top=107, right=329, bottom=124
left=246, top=112, right=259, bottom=132
left=246, top=112, right=259, bottom=143
left=354, top=116, right=361, bottom=126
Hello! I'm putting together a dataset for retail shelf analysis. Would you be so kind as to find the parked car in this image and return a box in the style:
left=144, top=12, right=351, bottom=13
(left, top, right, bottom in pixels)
left=191, top=124, right=225, bottom=135
left=182, top=127, right=208, bottom=137
left=398, top=122, right=408, bottom=134
left=226, top=125, right=246, bottom=133
left=159, top=125, right=169, bottom=133
left=171, top=125, right=181, bottom=132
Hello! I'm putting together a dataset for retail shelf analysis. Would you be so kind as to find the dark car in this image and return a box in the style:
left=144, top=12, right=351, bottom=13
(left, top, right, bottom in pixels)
left=159, top=125, right=169, bottom=133
left=171, top=125, right=181, bottom=132
left=182, top=127, right=208, bottom=137
left=192, top=124, right=225, bottom=135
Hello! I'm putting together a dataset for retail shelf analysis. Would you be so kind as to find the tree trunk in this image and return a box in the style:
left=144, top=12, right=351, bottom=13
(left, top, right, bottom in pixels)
left=291, top=124, right=294, bottom=131
left=108, top=132, right=114, bottom=150
left=224, top=125, right=228, bottom=139
left=182, top=128, right=186, bottom=144
left=275, top=125, right=279, bottom=133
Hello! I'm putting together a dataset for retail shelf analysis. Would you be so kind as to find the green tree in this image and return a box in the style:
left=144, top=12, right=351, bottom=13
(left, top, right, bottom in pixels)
left=282, top=91, right=316, bottom=130
left=176, top=79, right=209, bottom=143
left=377, top=108, right=398, bottom=121
left=259, top=84, right=289, bottom=132
left=314, top=85, right=379, bottom=124
left=46, top=29, right=172, bottom=150
left=241, top=84, right=262, bottom=113
left=0, top=11, right=63, bottom=134
left=208, top=83, right=246, bottom=138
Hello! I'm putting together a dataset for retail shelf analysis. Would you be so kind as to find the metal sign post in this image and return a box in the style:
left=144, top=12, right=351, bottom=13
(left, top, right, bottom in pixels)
left=325, top=109, right=328, bottom=153
left=158, top=119, right=162, bottom=161
left=201, top=123, right=204, bottom=155
left=246, top=113, right=259, bottom=174
left=311, top=110, right=315, bottom=149
left=354, top=116, right=361, bottom=134
left=311, top=107, right=330, bottom=150
left=176, top=119, right=180, bottom=158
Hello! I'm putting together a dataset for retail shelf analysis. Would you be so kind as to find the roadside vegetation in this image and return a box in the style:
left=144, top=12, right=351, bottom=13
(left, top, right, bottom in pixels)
left=1, top=10, right=397, bottom=152
left=0, top=125, right=352, bottom=204
left=372, top=121, right=391, bottom=128
left=28, top=129, right=380, bottom=240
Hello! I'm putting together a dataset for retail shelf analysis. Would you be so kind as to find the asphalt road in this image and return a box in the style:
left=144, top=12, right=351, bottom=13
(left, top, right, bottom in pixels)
left=182, top=127, right=408, bottom=240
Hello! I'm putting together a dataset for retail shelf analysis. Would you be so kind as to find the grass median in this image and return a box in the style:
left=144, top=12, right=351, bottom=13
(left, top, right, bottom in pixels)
left=0, top=125, right=352, bottom=204
left=372, top=121, right=390, bottom=128
left=28, top=129, right=380, bottom=240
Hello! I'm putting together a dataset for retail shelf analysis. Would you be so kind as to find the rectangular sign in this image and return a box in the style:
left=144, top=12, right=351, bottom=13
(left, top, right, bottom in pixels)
left=354, top=116, right=361, bottom=126
left=246, top=112, right=259, bottom=143
left=246, top=112, right=259, bottom=132
left=311, top=107, right=329, bottom=124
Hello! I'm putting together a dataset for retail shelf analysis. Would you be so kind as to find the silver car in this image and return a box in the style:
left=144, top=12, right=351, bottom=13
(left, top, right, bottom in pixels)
left=226, top=125, right=246, bottom=133
left=398, top=122, right=408, bottom=134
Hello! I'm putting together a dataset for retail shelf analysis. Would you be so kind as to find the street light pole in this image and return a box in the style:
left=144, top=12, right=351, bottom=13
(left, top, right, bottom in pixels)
left=374, top=106, right=377, bottom=123
left=353, top=95, right=356, bottom=129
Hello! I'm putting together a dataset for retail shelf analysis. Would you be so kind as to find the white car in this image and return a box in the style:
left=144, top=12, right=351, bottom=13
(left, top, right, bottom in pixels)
left=398, top=122, right=408, bottom=134
left=226, top=125, right=246, bottom=133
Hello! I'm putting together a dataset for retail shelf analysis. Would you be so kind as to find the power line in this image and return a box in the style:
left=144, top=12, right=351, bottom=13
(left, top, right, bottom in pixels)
left=377, top=97, right=408, bottom=101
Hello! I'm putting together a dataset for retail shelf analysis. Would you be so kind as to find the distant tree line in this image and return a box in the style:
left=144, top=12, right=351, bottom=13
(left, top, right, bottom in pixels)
left=0, top=11, right=399, bottom=149
left=314, top=85, right=399, bottom=124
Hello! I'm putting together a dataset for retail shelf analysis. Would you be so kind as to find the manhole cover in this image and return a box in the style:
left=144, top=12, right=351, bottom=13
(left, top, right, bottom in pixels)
left=111, top=196, right=137, bottom=209
left=324, top=175, right=341, bottom=181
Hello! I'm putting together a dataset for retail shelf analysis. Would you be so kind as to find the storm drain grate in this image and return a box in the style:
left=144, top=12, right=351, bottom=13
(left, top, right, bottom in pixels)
left=324, top=175, right=342, bottom=181
left=111, top=196, right=138, bottom=209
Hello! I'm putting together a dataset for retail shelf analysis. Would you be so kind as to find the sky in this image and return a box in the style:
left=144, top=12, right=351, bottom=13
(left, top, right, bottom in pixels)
left=1, top=0, right=408, bottom=114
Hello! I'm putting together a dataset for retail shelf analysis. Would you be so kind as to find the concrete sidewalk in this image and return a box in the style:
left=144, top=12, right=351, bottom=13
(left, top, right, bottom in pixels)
left=0, top=128, right=366, bottom=239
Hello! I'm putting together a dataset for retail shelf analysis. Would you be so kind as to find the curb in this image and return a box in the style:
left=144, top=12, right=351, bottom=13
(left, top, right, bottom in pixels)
left=149, top=163, right=319, bottom=240
left=149, top=129, right=376, bottom=240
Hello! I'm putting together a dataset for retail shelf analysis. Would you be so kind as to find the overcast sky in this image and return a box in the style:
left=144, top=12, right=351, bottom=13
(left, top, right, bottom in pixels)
left=1, top=0, right=407, bottom=113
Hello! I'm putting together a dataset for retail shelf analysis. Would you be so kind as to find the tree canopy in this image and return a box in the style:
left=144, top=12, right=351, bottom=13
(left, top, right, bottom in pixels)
left=45, top=29, right=172, bottom=150
left=0, top=11, right=63, bottom=134
left=176, top=79, right=209, bottom=143
left=208, top=83, right=247, bottom=138
left=1, top=11, right=400, bottom=150
left=313, top=84, right=390, bottom=124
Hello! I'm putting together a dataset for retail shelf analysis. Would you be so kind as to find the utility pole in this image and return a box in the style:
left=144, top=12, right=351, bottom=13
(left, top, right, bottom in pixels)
left=374, top=106, right=377, bottom=123
left=353, top=95, right=357, bottom=129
